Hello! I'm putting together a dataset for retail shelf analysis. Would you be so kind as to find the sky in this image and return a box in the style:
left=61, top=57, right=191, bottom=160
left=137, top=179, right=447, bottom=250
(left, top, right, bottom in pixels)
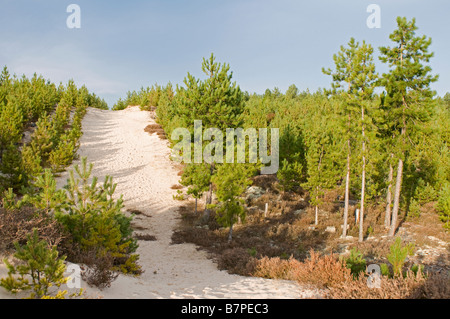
left=1, top=0, right=449, bottom=107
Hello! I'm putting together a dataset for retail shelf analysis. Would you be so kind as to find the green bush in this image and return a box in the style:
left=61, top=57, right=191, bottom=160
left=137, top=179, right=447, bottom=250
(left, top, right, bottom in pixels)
left=387, top=237, right=415, bottom=276
left=344, top=248, right=366, bottom=279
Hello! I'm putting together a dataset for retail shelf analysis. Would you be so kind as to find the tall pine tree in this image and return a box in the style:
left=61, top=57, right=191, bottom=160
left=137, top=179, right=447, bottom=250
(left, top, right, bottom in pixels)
left=379, top=17, right=438, bottom=236
left=174, top=54, right=245, bottom=221
left=323, top=38, right=378, bottom=239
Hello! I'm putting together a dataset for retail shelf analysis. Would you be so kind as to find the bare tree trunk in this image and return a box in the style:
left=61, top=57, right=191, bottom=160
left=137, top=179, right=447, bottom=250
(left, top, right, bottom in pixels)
left=342, top=138, right=351, bottom=238
left=389, top=157, right=403, bottom=237
left=194, top=197, right=198, bottom=214
left=385, top=159, right=393, bottom=228
left=389, top=94, right=407, bottom=237
left=315, top=205, right=318, bottom=226
left=359, top=107, right=366, bottom=242
left=315, top=148, right=323, bottom=227
left=359, top=159, right=366, bottom=242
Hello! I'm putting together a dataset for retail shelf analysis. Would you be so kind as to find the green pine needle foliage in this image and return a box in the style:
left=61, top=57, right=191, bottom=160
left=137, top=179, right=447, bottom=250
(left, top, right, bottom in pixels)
left=56, top=157, right=140, bottom=275
left=0, top=229, right=70, bottom=299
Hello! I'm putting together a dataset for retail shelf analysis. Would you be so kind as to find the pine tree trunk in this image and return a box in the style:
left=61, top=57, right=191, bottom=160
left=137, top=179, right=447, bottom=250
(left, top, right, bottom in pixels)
left=389, top=157, right=403, bottom=237
left=389, top=96, right=407, bottom=237
left=228, top=223, right=233, bottom=243
left=315, top=148, right=323, bottom=227
left=359, top=158, right=366, bottom=242
left=342, top=138, right=351, bottom=238
left=195, top=197, right=198, bottom=214
left=359, top=107, right=366, bottom=242
left=315, top=205, right=318, bottom=226
left=202, top=163, right=214, bottom=222
left=385, top=159, right=393, bottom=228
left=202, top=182, right=212, bottom=220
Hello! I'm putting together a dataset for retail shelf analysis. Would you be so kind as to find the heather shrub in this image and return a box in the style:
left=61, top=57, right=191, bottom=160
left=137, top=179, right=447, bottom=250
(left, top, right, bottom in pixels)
left=217, top=248, right=257, bottom=276
left=77, top=248, right=119, bottom=290
left=327, top=270, right=450, bottom=299
left=253, top=256, right=300, bottom=280
left=253, top=250, right=353, bottom=289
left=290, top=250, right=353, bottom=288
left=0, top=206, right=65, bottom=253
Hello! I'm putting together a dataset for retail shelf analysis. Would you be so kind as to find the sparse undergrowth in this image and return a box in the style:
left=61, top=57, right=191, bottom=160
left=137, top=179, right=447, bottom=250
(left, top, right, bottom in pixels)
left=171, top=175, right=450, bottom=299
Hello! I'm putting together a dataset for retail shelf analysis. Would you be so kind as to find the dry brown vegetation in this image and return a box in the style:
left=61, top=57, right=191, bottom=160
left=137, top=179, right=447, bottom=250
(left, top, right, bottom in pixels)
left=0, top=207, right=66, bottom=253
left=144, top=124, right=167, bottom=140
left=171, top=174, right=450, bottom=299
left=327, top=270, right=450, bottom=299
left=134, top=233, right=157, bottom=241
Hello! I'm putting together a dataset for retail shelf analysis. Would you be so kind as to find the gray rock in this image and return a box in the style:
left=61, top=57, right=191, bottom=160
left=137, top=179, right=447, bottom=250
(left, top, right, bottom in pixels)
left=245, top=186, right=265, bottom=200
left=325, top=226, right=336, bottom=233
left=294, top=209, right=305, bottom=216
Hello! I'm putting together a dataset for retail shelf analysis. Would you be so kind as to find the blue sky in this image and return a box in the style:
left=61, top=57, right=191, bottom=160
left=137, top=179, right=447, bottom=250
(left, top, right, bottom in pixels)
left=1, top=0, right=449, bottom=107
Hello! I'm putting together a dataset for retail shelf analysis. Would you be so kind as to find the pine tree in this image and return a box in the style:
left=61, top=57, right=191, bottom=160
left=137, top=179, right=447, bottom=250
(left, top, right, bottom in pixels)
left=30, top=113, right=55, bottom=165
left=323, top=38, right=378, bottom=239
left=180, top=163, right=211, bottom=214
left=0, top=66, right=12, bottom=105
left=379, top=17, right=438, bottom=236
left=56, top=157, right=140, bottom=274
left=437, top=182, right=450, bottom=229
left=48, top=133, right=76, bottom=173
left=303, top=97, right=344, bottom=226
left=21, top=145, right=43, bottom=184
left=175, top=54, right=245, bottom=221
left=212, top=163, right=253, bottom=242
left=23, top=169, right=67, bottom=215
left=0, top=97, right=24, bottom=156
left=277, top=159, right=302, bottom=193
left=0, top=229, right=69, bottom=299
left=0, top=143, right=27, bottom=191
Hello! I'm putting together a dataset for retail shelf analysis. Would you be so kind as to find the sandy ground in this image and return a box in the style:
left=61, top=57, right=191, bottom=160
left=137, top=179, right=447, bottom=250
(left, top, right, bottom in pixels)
left=1, top=106, right=319, bottom=299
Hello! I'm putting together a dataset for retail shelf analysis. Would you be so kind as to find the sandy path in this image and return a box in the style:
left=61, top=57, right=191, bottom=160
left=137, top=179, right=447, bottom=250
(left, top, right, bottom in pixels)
left=2, top=106, right=317, bottom=299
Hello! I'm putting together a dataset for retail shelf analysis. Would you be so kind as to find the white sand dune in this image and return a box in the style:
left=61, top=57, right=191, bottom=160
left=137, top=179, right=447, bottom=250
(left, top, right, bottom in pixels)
left=1, top=106, right=320, bottom=299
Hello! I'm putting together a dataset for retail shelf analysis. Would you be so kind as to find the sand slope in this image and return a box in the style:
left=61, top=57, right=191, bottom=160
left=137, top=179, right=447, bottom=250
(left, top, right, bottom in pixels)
left=2, top=106, right=318, bottom=299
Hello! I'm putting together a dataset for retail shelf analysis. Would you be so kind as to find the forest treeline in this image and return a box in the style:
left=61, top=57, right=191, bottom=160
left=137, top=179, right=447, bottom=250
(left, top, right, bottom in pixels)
left=0, top=68, right=140, bottom=298
left=0, top=66, right=108, bottom=193
left=115, top=17, right=450, bottom=238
